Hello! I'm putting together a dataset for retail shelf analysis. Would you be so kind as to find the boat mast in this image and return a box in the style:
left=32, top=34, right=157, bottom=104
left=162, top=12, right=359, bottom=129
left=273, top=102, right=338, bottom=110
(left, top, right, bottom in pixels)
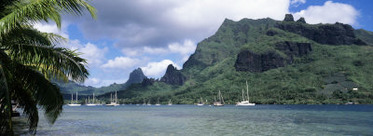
left=115, top=91, right=118, bottom=103
left=93, top=93, right=95, bottom=104
left=110, top=93, right=113, bottom=103
left=242, top=89, right=244, bottom=101
left=246, top=80, right=249, bottom=103
left=71, top=93, right=73, bottom=104
left=76, top=92, right=79, bottom=103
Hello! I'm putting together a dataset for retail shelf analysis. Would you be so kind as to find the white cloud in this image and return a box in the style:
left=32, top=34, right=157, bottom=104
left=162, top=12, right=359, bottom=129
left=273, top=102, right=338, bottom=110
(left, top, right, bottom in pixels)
left=80, top=43, right=108, bottom=66
left=143, top=47, right=168, bottom=54
left=292, top=1, right=359, bottom=25
left=141, top=59, right=180, bottom=77
left=33, top=22, right=69, bottom=38
left=34, top=22, right=109, bottom=68
left=84, top=78, right=101, bottom=87
left=59, top=40, right=108, bottom=67
left=121, top=48, right=140, bottom=56
left=168, top=40, right=196, bottom=55
left=141, top=39, right=196, bottom=55
left=84, top=78, right=127, bottom=87
left=72, top=0, right=290, bottom=48
left=290, top=0, right=306, bottom=7
left=101, top=57, right=140, bottom=69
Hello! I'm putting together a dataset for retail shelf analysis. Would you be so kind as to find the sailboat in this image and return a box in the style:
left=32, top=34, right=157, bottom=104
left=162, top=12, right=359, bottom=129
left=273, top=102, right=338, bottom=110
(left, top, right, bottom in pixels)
left=68, top=92, right=81, bottom=106
left=106, top=91, right=119, bottom=106
left=236, top=80, right=255, bottom=106
left=213, top=90, right=224, bottom=106
left=197, top=97, right=204, bottom=106
left=168, top=99, right=172, bottom=106
left=155, top=97, right=161, bottom=106
left=86, top=93, right=99, bottom=106
left=147, top=99, right=151, bottom=106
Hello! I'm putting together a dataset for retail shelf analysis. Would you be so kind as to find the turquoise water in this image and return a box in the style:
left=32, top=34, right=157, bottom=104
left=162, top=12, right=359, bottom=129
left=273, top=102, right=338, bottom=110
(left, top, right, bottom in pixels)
left=32, top=105, right=372, bottom=136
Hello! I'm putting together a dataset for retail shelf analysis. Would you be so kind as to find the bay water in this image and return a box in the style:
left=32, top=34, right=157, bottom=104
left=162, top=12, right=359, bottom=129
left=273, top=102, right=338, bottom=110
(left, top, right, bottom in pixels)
left=30, top=105, right=373, bottom=135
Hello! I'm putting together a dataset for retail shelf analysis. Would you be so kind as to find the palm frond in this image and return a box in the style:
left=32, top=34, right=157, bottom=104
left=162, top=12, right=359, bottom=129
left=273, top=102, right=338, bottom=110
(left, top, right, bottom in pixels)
left=1, top=51, right=63, bottom=125
left=7, top=44, right=89, bottom=82
left=12, top=63, right=63, bottom=124
left=3, top=28, right=88, bottom=82
left=0, top=0, right=96, bottom=36
left=10, top=82, right=38, bottom=134
left=0, top=51, right=13, bottom=135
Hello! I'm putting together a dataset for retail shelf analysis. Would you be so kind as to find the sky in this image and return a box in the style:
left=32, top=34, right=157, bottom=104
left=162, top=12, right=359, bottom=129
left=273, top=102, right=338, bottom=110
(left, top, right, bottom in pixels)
left=34, top=0, right=373, bottom=87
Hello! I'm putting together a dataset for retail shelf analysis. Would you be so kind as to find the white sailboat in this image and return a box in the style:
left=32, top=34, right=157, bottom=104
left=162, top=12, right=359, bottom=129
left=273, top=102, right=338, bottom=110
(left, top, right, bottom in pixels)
left=236, top=80, right=255, bottom=106
left=155, top=98, right=161, bottom=106
left=197, top=97, right=204, bottom=106
left=147, top=99, right=151, bottom=106
left=68, top=92, right=81, bottom=106
left=142, top=99, right=146, bottom=106
left=168, top=99, right=172, bottom=106
left=86, top=93, right=99, bottom=106
left=213, top=90, right=224, bottom=106
left=106, top=91, right=119, bottom=106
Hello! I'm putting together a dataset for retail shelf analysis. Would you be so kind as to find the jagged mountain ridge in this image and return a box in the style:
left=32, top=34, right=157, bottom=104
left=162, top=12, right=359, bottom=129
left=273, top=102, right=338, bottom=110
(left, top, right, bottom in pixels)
left=57, top=68, right=147, bottom=97
left=111, top=14, right=373, bottom=104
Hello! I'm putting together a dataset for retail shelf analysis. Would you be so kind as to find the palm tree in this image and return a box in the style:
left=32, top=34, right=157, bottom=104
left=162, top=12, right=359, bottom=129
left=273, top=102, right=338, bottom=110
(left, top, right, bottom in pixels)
left=0, top=0, right=95, bottom=135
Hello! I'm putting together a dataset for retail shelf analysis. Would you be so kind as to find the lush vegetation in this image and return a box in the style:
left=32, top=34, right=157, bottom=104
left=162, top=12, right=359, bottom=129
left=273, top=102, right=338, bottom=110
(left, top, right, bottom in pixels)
left=0, top=0, right=95, bottom=135
left=110, top=18, right=373, bottom=105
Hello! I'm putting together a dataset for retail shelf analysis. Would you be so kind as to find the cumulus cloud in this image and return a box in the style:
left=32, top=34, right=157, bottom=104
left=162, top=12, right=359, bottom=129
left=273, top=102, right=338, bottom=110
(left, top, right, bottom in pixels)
left=142, top=39, right=197, bottom=55
left=84, top=78, right=127, bottom=87
left=292, top=1, right=359, bottom=25
left=70, top=0, right=290, bottom=49
left=141, top=59, right=181, bottom=77
left=168, top=40, right=196, bottom=55
left=290, top=0, right=306, bottom=7
left=84, top=78, right=101, bottom=86
left=101, top=57, right=140, bottom=69
left=33, top=22, right=69, bottom=38
left=80, top=43, right=108, bottom=66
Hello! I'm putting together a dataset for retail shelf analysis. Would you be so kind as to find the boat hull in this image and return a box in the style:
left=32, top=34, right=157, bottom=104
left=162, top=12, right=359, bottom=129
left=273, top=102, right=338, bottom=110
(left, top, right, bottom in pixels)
left=236, top=103, right=255, bottom=106
left=86, top=104, right=99, bottom=106
left=67, top=104, right=81, bottom=106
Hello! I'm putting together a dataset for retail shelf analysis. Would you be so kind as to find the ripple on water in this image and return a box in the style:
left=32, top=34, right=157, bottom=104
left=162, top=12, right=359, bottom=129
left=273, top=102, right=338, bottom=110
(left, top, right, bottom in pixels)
left=31, top=105, right=373, bottom=136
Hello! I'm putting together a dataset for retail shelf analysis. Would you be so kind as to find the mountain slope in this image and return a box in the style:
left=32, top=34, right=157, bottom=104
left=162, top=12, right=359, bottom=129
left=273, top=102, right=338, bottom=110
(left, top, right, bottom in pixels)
left=115, top=14, right=373, bottom=104
left=57, top=68, right=147, bottom=96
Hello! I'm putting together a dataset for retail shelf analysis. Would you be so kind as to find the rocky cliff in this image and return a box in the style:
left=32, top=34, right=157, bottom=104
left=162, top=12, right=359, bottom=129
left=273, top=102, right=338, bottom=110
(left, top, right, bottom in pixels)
left=160, top=64, right=187, bottom=85
left=235, top=41, right=312, bottom=72
left=235, top=50, right=286, bottom=72
left=112, top=14, right=373, bottom=105
left=127, top=68, right=147, bottom=84
left=276, top=14, right=366, bottom=45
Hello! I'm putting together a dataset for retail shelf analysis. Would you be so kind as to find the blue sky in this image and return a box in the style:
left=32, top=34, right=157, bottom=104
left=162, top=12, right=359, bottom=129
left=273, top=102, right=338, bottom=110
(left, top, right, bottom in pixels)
left=35, top=0, right=373, bottom=87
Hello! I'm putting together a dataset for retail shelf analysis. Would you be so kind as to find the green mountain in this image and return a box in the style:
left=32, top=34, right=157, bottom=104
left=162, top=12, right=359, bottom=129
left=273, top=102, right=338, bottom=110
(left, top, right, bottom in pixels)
left=56, top=68, right=147, bottom=98
left=106, top=14, right=373, bottom=104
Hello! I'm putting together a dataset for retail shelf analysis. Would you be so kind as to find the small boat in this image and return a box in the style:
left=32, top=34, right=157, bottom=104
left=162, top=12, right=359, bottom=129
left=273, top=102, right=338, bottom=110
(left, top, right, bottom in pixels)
left=197, top=97, right=204, bottom=106
left=168, top=99, right=172, bottom=106
left=106, top=91, right=119, bottom=106
left=147, top=99, right=151, bottom=106
left=86, top=93, right=99, bottom=106
left=213, top=90, right=224, bottom=106
left=236, top=81, right=255, bottom=106
left=68, top=92, right=81, bottom=106
left=155, top=98, right=161, bottom=106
